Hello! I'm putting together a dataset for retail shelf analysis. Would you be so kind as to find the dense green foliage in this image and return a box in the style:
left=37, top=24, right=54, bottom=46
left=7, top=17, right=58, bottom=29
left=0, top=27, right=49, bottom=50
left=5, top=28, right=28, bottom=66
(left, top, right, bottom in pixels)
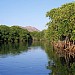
left=45, top=2, right=75, bottom=41
left=30, top=30, right=45, bottom=41
left=0, top=25, right=32, bottom=43
left=44, top=2, right=75, bottom=75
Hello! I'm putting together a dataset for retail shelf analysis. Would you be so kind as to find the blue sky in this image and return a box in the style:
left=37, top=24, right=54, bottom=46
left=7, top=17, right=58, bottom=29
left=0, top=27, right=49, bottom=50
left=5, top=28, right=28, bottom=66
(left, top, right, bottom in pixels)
left=0, top=0, right=74, bottom=30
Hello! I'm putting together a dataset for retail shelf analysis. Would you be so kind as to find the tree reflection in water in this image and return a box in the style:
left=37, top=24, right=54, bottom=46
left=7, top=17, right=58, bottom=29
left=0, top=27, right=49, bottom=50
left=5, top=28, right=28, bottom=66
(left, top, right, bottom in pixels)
left=44, top=42, right=75, bottom=75
left=0, top=41, right=75, bottom=75
left=0, top=42, right=32, bottom=57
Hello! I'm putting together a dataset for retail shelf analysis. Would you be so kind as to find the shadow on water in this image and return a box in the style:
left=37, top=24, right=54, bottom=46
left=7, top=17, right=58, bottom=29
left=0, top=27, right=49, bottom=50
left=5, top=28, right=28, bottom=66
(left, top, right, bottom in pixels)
left=0, top=41, right=44, bottom=56
left=0, top=41, right=45, bottom=57
left=0, top=41, right=32, bottom=57
left=44, top=42, right=75, bottom=75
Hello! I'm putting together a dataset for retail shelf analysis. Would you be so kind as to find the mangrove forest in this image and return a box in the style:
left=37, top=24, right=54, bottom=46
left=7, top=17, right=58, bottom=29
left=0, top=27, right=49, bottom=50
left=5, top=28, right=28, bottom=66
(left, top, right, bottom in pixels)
left=0, top=25, right=32, bottom=43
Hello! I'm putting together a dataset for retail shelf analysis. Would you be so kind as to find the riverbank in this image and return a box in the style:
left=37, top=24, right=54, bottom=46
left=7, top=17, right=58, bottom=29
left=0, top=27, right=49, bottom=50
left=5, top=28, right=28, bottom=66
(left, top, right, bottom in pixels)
left=53, top=41, right=75, bottom=58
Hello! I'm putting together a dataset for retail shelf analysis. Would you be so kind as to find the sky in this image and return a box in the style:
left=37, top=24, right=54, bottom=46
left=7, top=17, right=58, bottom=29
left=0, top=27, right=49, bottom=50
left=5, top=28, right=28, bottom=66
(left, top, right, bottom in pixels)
left=0, top=0, right=74, bottom=30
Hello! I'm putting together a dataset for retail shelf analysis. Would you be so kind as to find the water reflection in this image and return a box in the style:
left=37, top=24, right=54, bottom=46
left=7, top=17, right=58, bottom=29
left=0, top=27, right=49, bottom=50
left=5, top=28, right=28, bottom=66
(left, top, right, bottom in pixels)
left=0, top=41, right=50, bottom=75
left=44, top=42, right=75, bottom=75
left=0, top=42, right=29, bottom=57
left=0, top=41, right=75, bottom=75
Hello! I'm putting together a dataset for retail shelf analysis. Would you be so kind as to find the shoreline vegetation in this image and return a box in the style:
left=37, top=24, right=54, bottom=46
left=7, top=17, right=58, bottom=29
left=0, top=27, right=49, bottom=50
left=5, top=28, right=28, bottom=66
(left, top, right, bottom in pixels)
left=0, top=25, right=32, bottom=43
left=45, top=2, right=75, bottom=57
left=0, top=25, right=45, bottom=43
left=0, top=2, right=75, bottom=56
left=0, top=2, right=75, bottom=75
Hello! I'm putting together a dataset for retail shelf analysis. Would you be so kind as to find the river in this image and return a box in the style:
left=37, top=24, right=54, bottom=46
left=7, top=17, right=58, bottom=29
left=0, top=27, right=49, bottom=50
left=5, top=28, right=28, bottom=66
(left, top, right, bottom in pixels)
left=0, top=41, right=75, bottom=75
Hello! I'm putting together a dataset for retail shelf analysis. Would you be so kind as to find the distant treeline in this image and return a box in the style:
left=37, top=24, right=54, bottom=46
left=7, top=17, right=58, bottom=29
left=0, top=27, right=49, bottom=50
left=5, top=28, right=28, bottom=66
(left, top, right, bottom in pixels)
left=0, top=25, right=32, bottom=43
left=30, top=30, right=46, bottom=41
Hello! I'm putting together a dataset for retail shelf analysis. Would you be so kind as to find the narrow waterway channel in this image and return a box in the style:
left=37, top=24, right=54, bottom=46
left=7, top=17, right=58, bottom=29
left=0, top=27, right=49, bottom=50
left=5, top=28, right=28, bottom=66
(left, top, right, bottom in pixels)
left=0, top=42, right=52, bottom=75
left=0, top=41, right=75, bottom=75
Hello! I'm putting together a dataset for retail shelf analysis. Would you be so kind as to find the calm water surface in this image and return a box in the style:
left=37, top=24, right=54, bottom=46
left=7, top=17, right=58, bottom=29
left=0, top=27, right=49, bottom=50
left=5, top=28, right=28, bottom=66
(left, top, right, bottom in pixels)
left=0, top=42, right=75, bottom=75
left=0, top=42, right=51, bottom=75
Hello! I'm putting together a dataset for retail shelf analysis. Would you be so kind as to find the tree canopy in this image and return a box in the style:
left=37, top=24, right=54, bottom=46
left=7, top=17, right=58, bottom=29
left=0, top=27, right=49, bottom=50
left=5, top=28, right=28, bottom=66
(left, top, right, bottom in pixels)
left=45, top=2, right=75, bottom=41
left=0, top=25, right=32, bottom=43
